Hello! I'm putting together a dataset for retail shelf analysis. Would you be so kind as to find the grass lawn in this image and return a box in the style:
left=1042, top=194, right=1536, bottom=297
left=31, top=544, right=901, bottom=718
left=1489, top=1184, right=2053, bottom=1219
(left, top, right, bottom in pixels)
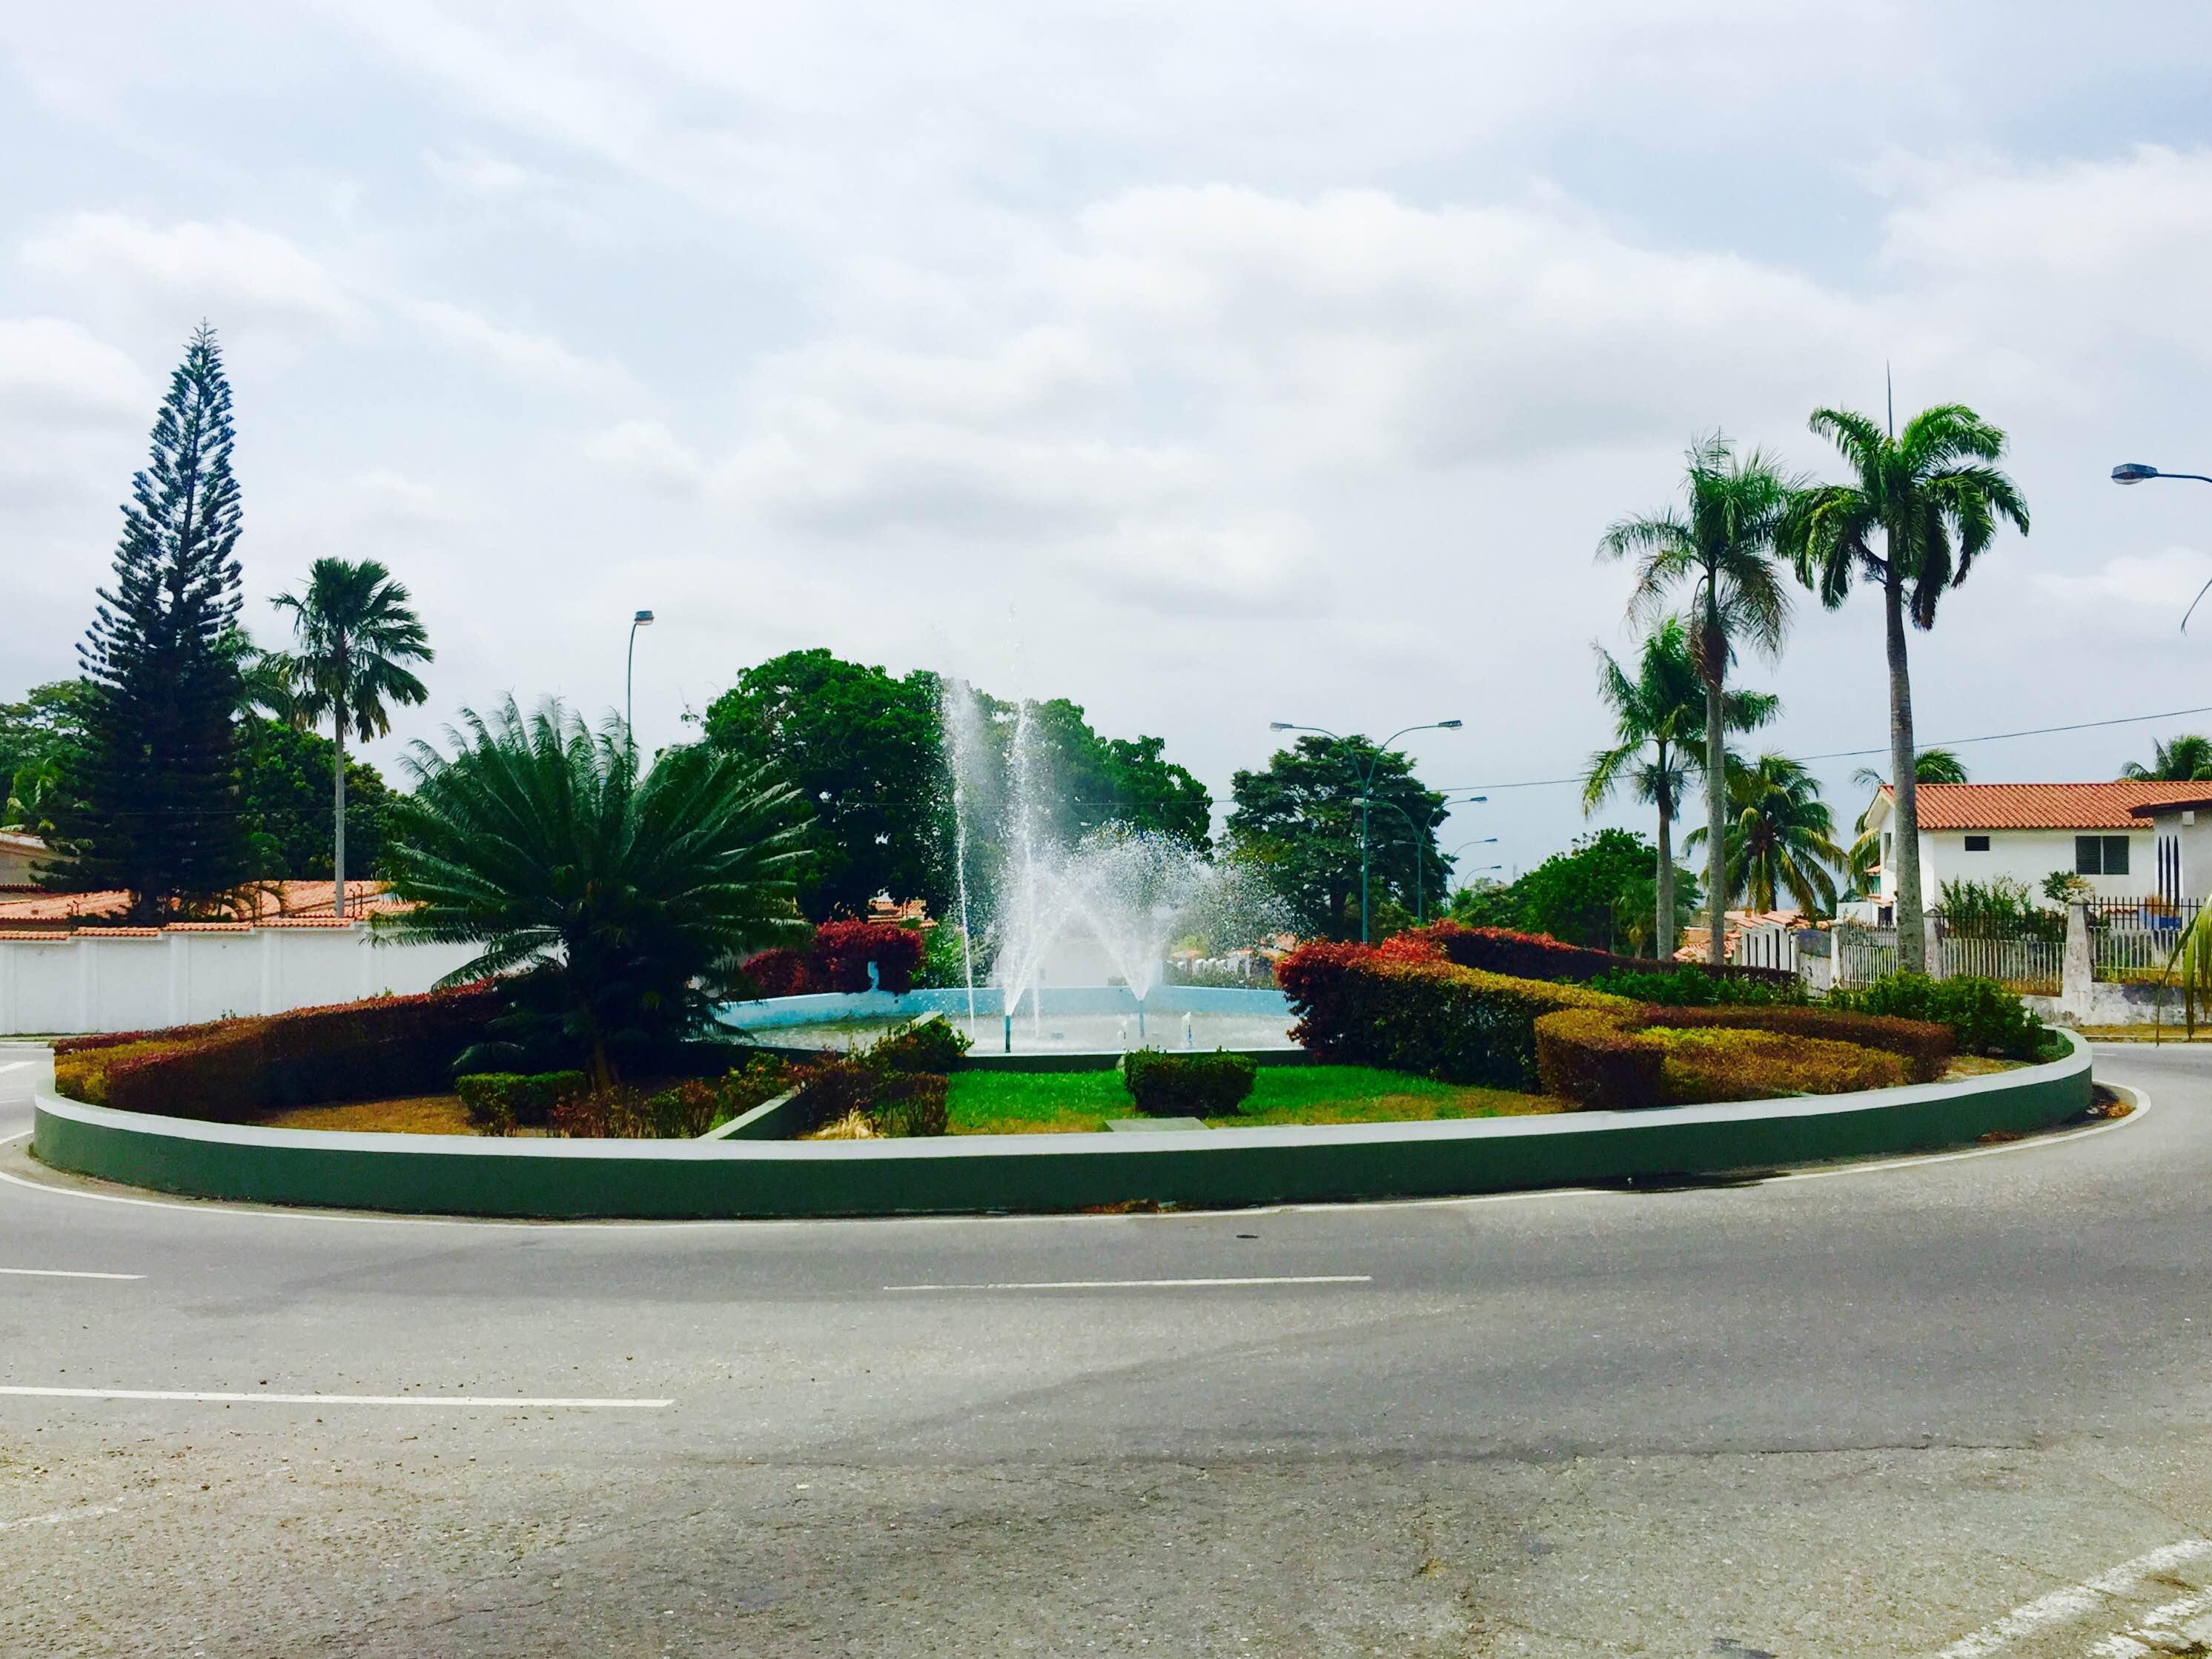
left=946, top=1064, right=1564, bottom=1135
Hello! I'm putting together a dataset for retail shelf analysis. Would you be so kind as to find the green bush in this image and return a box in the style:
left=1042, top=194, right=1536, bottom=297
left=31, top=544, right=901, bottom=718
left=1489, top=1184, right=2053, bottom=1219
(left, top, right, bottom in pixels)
left=1120, top=1049, right=1259, bottom=1116
left=1829, top=973, right=2047, bottom=1059
left=867, top=1014, right=973, bottom=1073
left=1534, top=1000, right=1944, bottom=1110
left=1652, top=1004, right=1951, bottom=1082
left=869, top=1071, right=950, bottom=1136
left=1652, top=1024, right=1909, bottom=1103
left=1586, top=965, right=1803, bottom=1007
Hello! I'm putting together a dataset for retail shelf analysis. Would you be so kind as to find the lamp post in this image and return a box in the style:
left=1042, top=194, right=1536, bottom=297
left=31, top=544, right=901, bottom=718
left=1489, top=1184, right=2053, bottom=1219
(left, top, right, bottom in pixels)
left=626, top=609, right=655, bottom=738
left=1357, top=796, right=1489, bottom=924
left=1269, top=718, right=1463, bottom=942
left=2112, top=466, right=2212, bottom=630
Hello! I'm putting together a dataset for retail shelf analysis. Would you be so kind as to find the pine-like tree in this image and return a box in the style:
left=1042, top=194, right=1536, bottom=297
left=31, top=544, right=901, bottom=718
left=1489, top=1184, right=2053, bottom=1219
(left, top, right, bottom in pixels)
left=47, top=325, right=250, bottom=919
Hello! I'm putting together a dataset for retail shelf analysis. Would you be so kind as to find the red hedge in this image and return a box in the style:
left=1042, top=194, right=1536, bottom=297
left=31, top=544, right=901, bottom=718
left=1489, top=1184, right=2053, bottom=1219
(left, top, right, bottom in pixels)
left=1394, top=921, right=1798, bottom=990
left=739, top=947, right=821, bottom=998
left=810, top=920, right=924, bottom=993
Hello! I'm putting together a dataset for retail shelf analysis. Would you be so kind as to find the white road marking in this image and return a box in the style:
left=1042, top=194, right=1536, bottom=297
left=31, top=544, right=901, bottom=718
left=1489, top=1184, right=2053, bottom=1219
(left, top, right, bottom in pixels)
left=884, top=1274, right=1372, bottom=1291
left=0, top=1499, right=125, bottom=1534
left=0, top=1386, right=671, bottom=1409
left=0, top=1062, right=35, bottom=1076
left=0, top=1268, right=142, bottom=1281
left=1933, top=1537, right=2212, bottom=1658
left=2087, top=1583, right=2212, bottom=1657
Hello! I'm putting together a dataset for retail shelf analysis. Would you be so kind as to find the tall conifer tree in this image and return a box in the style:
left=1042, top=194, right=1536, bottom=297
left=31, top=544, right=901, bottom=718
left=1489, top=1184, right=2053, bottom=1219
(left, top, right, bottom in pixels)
left=49, top=324, right=249, bottom=919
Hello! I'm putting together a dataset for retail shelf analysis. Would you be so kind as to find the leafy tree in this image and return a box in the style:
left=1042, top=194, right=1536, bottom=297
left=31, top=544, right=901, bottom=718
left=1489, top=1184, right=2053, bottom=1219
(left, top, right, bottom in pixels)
left=47, top=325, right=250, bottom=919
left=377, top=698, right=809, bottom=1085
left=1007, top=697, right=1213, bottom=850
left=1686, top=752, right=1844, bottom=915
left=1600, top=433, right=1797, bottom=967
left=1514, top=827, right=1675, bottom=953
left=270, top=559, right=433, bottom=919
left=1779, top=403, right=2030, bottom=970
left=2120, top=734, right=2212, bottom=782
left=1443, top=877, right=1523, bottom=930
left=0, top=681, right=94, bottom=841
left=1583, top=615, right=1776, bottom=957
left=1228, top=735, right=1446, bottom=940
left=236, top=717, right=392, bottom=882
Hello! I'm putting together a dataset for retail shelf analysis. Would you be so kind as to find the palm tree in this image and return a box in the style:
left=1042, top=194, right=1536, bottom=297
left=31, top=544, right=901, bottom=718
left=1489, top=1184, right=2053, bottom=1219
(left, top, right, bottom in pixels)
left=1686, top=752, right=1844, bottom=915
left=1779, top=404, right=2029, bottom=970
left=1600, top=434, right=1797, bottom=964
left=376, top=698, right=811, bottom=1084
left=1583, top=615, right=1778, bottom=956
left=2120, top=734, right=2212, bottom=782
left=1845, top=749, right=1970, bottom=893
left=270, top=560, right=434, bottom=918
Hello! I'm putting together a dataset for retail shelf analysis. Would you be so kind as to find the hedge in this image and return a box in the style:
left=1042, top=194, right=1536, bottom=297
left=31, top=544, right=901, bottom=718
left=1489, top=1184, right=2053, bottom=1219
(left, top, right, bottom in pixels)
left=740, top=921, right=928, bottom=999
left=93, top=985, right=502, bottom=1122
left=1400, top=921, right=1799, bottom=991
left=455, top=1070, right=588, bottom=1133
left=1827, top=973, right=2048, bottom=1059
left=1121, top=1049, right=1258, bottom=1116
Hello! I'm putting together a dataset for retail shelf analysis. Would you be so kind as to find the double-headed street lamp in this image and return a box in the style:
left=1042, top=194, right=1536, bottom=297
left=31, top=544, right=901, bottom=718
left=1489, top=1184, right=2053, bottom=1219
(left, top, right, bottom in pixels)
left=2112, top=464, right=2212, bottom=630
left=626, top=609, right=655, bottom=738
left=1357, top=796, right=1488, bottom=925
left=1268, top=718, right=1463, bottom=942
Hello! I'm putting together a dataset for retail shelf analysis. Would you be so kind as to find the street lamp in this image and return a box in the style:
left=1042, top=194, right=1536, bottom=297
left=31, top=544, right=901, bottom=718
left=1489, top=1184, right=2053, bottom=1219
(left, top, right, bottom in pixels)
left=1270, top=718, right=1464, bottom=942
left=626, top=609, right=655, bottom=738
left=2110, top=466, right=2212, bottom=630
left=1354, top=796, right=1489, bottom=925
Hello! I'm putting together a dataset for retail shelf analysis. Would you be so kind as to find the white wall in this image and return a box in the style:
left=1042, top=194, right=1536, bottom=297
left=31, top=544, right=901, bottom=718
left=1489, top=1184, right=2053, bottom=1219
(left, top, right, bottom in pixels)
left=1882, top=828, right=2153, bottom=907
left=0, top=924, right=483, bottom=1036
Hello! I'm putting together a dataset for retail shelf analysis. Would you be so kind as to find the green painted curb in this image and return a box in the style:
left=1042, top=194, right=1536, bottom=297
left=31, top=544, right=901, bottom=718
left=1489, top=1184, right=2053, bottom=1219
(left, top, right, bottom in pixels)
left=31, top=1033, right=2093, bottom=1221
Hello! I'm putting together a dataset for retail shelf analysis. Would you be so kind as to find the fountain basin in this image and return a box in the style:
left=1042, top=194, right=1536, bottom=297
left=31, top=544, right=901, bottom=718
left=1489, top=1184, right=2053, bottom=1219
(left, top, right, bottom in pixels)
left=715, top=984, right=1300, bottom=1068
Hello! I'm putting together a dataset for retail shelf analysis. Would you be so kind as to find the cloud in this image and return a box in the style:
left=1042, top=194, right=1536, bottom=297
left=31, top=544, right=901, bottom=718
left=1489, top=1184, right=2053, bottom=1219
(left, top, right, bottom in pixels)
left=0, top=317, right=152, bottom=424
left=19, top=213, right=357, bottom=323
left=582, top=420, right=706, bottom=491
left=350, top=468, right=470, bottom=526
left=421, top=148, right=549, bottom=197
left=400, top=299, right=632, bottom=393
left=2033, top=547, right=2212, bottom=615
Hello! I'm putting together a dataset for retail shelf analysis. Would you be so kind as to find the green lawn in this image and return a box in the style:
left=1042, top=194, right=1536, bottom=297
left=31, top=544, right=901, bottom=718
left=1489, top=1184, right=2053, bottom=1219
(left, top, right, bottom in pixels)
left=944, top=1064, right=1563, bottom=1135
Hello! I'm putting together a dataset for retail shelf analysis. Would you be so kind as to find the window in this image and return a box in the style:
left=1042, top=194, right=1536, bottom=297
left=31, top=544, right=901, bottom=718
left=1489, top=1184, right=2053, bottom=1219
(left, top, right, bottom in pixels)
left=1964, top=835, right=1990, bottom=852
left=2077, top=835, right=2132, bottom=875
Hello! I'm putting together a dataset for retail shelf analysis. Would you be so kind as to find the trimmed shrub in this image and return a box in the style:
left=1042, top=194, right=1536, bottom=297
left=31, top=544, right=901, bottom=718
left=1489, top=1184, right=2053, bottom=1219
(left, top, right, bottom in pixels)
left=738, top=947, right=820, bottom=999
left=1531, top=1007, right=1664, bottom=1111
left=1828, top=973, right=2047, bottom=1060
left=1120, top=1049, right=1259, bottom=1116
left=455, top=1069, right=588, bottom=1133
left=1402, top=921, right=1799, bottom=992
left=867, top=1014, right=972, bottom=1073
left=1654, top=1025, right=1909, bottom=1103
left=1587, top=964, right=1804, bottom=1007
left=1651, top=1004, right=1951, bottom=1083
left=98, top=985, right=502, bottom=1122
left=53, top=1039, right=192, bottom=1106
left=1534, top=1001, right=1940, bottom=1109
left=1277, top=938, right=1632, bottom=1088
left=811, top=920, right=925, bottom=994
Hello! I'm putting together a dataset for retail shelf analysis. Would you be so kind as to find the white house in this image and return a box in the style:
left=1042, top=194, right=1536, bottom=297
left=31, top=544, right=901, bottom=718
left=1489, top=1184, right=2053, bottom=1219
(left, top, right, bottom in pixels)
left=1855, top=781, right=2212, bottom=918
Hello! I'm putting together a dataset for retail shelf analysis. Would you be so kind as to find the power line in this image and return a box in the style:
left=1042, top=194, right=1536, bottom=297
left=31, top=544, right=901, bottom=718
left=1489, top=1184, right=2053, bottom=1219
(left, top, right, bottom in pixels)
left=1438, top=702, right=2212, bottom=794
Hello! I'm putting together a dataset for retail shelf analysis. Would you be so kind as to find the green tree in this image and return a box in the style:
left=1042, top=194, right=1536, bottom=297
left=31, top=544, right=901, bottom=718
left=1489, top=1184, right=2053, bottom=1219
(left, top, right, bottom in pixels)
left=2120, top=734, right=2212, bottom=781
left=1583, top=615, right=1777, bottom=957
left=270, top=558, right=433, bottom=921
left=1779, top=403, right=2030, bottom=970
left=0, top=681, right=94, bottom=841
left=236, top=717, right=392, bottom=883
left=47, top=325, right=250, bottom=919
left=1687, top=752, right=1844, bottom=915
left=377, top=698, right=809, bottom=1085
left=1011, top=698, right=1212, bottom=850
left=1600, top=434, right=1796, bottom=967
left=1514, top=827, right=1675, bottom=953
left=1228, top=735, right=1446, bottom=940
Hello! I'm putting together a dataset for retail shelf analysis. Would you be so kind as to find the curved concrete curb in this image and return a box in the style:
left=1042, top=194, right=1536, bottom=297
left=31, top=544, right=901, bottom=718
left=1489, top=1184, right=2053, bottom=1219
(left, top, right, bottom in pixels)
left=31, top=1033, right=2092, bottom=1221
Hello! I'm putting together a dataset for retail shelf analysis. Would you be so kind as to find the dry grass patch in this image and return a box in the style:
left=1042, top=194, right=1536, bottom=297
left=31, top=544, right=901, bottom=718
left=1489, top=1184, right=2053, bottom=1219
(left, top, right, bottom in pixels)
left=256, top=1095, right=475, bottom=1135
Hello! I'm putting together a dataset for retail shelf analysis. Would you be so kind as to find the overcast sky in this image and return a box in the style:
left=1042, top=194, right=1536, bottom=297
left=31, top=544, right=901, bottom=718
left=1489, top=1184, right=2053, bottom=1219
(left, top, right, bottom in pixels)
left=8, top=2, right=2212, bottom=880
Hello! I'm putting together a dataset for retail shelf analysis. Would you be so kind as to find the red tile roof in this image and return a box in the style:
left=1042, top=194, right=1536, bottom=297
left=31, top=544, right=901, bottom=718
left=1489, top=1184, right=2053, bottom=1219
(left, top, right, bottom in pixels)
left=1883, top=782, right=2212, bottom=830
left=0, top=880, right=403, bottom=929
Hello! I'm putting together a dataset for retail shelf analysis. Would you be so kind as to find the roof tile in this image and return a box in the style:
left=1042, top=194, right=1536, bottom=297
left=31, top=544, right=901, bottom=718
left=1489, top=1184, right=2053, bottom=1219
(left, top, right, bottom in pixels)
left=1887, top=782, right=2212, bottom=830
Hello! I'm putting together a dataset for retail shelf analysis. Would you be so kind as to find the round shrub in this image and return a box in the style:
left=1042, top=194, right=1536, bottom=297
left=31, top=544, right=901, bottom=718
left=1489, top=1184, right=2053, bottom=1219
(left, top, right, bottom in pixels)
left=1120, top=1049, right=1258, bottom=1116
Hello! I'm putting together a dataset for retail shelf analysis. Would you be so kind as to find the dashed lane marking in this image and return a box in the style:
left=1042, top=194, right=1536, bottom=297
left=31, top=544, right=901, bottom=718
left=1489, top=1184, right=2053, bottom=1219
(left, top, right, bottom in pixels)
left=884, top=1274, right=1372, bottom=1291
left=0, top=1268, right=142, bottom=1281
left=1932, top=1537, right=2212, bottom=1658
left=0, top=1386, right=672, bottom=1409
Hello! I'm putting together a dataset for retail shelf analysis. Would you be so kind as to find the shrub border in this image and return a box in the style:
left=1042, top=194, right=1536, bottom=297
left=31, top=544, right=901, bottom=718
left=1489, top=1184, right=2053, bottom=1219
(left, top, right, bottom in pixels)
left=31, top=1033, right=2092, bottom=1220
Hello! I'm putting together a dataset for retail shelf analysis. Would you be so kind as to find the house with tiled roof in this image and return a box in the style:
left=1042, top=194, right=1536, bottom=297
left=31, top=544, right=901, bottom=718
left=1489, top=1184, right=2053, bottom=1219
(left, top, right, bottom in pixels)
left=1856, top=781, right=2211, bottom=918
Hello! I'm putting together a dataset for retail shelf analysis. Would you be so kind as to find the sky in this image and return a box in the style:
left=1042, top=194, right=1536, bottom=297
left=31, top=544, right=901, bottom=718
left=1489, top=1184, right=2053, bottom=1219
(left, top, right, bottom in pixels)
left=7, top=1, right=2212, bottom=884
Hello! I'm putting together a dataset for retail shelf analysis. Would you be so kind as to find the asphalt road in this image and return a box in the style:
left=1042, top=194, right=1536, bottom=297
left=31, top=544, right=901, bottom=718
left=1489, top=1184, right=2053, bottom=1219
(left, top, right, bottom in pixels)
left=1, top=1039, right=2210, bottom=1657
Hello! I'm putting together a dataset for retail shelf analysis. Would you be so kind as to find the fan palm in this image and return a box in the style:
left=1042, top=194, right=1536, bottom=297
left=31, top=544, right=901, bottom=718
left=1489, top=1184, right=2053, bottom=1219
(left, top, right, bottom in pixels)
left=1778, top=404, right=2029, bottom=970
left=1686, top=752, right=1844, bottom=915
left=2120, top=734, right=2212, bottom=782
left=271, top=559, right=434, bottom=917
left=1583, top=615, right=1778, bottom=956
left=377, top=698, right=812, bottom=1084
left=1599, top=434, right=1797, bottom=964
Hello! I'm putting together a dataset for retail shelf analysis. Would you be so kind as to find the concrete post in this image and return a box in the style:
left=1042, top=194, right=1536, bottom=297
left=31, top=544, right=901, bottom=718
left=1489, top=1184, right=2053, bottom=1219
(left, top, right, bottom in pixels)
left=2060, top=901, right=2093, bottom=1023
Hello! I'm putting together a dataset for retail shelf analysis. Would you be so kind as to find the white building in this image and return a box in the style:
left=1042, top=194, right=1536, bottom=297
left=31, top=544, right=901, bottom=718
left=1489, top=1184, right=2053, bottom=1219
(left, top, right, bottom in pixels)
left=1856, top=781, right=2212, bottom=918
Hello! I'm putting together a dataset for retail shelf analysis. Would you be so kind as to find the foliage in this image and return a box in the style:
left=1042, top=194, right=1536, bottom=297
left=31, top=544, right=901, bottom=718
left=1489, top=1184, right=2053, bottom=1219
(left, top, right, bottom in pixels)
left=738, top=945, right=818, bottom=998
left=88, top=985, right=500, bottom=1121
left=811, top=918, right=925, bottom=993
left=785, top=1053, right=950, bottom=1137
left=1512, top=829, right=1681, bottom=953
left=1534, top=1001, right=1935, bottom=1110
left=47, top=325, right=251, bottom=918
left=1403, top=918, right=1794, bottom=990
left=1827, top=972, right=2046, bottom=1059
left=1120, top=1048, right=1258, bottom=1116
left=268, top=557, right=434, bottom=909
left=915, top=921, right=973, bottom=989
left=1586, top=964, right=1801, bottom=1007
left=1844, top=750, right=1971, bottom=894
left=1228, top=734, right=1448, bottom=939
left=2041, top=870, right=2093, bottom=906
left=1685, top=752, right=1843, bottom=915
left=236, top=716, right=393, bottom=881
left=1443, top=878, right=1523, bottom=930
left=2120, top=734, right=2212, bottom=782
left=376, top=697, right=811, bottom=1083
left=1938, top=876, right=2064, bottom=942
left=455, top=1070, right=588, bottom=1133
left=868, top=1014, right=973, bottom=1073
left=997, top=693, right=1215, bottom=852
left=0, top=681, right=93, bottom=841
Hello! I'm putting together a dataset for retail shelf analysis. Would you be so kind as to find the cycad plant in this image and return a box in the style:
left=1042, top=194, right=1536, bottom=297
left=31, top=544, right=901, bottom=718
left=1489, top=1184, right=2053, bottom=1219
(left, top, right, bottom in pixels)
left=1600, top=434, right=1797, bottom=963
left=1583, top=615, right=1777, bottom=956
left=377, top=698, right=812, bottom=1084
left=271, top=559, right=434, bottom=917
left=1778, top=404, right=2029, bottom=970
left=1687, top=752, right=1844, bottom=916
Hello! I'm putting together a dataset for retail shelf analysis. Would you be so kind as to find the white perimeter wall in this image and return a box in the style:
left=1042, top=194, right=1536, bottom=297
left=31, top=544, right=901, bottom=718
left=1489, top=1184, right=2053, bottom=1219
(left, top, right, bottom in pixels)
left=1883, top=828, right=2153, bottom=907
left=0, top=926, right=482, bottom=1036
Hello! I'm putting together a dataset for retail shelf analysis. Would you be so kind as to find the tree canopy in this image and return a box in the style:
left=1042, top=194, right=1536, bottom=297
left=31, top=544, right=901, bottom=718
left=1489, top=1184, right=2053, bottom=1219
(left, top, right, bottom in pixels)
left=1228, top=735, right=1447, bottom=939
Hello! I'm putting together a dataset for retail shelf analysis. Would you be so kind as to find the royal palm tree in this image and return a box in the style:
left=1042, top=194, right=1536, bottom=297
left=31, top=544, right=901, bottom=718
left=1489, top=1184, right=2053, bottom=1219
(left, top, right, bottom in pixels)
left=1779, top=404, right=2029, bottom=970
left=1600, top=434, right=1796, bottom=964
left=2120, top=734, right=2212, bottom=782
left=1583, top=615, right=1778, bottom=956
left=1687, top=752, right=1844, bottom=915
left=271, top=560, right=434, bottom=918
left=377, top=698, right=811, bottom=1084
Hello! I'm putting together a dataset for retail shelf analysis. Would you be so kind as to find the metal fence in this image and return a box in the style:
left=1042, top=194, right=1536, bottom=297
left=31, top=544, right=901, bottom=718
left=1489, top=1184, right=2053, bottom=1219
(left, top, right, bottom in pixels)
left=2087, top=898, right=2202, bottom=983
left=1831, top=913, right=2062, bottom=996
